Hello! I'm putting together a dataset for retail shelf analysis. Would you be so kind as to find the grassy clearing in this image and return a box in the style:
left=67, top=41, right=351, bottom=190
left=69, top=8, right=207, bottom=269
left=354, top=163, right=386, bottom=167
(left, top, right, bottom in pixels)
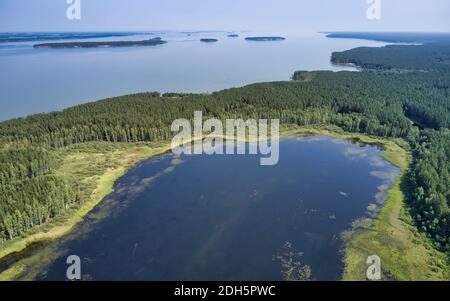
left=343, top=177, right=449, bottom=280
left=0, top=141, right=172, bottom=265
left=341, top=136, right=449, bottom=281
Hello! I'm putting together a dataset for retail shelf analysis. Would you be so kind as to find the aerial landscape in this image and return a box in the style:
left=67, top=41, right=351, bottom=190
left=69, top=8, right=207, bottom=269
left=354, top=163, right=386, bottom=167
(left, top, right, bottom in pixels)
left=0, top=0, right=449, bottom=291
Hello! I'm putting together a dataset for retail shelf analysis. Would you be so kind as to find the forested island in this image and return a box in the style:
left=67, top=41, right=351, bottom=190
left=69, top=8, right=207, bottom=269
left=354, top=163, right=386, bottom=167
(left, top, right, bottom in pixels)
left=200, top=38, right=219, bottom=43
left=0, top=33, right=449, bottom=280
left=245, top=36, right=286, bottom=41
left=227, top=34, right=239, bottom=38
left=33, top=37, right=167, bottom=49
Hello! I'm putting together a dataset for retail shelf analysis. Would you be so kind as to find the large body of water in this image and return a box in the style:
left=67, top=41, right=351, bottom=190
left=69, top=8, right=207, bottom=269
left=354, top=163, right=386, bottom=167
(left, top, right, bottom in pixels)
left=0, top=31, right=386, bottom=121
left=19, top=136, right=399, bottom=281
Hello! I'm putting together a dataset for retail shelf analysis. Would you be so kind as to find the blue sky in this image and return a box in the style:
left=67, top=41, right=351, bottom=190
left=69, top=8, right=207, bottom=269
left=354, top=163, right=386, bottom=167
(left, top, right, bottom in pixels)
left=0, top=0, right=449, bottom=33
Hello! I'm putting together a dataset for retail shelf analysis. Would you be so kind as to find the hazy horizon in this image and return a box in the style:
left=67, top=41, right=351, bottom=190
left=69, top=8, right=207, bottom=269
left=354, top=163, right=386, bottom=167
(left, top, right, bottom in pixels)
left=2, top=30, right=450, bottom=33
left=1, top=0, right=449, bottom=33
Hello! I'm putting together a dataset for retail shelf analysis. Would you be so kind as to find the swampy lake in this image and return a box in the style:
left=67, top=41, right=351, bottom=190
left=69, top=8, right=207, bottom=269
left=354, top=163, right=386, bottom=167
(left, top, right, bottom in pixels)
left=30, top=136, right=398, bottom=281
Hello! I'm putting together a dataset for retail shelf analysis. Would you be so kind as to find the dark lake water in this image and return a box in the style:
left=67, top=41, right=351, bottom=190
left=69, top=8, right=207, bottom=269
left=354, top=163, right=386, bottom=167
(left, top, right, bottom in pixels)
left=29, top=136, right=399, bottom=281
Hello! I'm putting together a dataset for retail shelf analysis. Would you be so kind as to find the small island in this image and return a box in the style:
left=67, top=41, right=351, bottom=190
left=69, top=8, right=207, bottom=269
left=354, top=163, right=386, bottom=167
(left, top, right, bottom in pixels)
left=33, top=37, right=167, bottom=49
left=227, top=34, right=239, bottom=38
left=200, top=38, right=219, bottom=43
left=245, top=36, right=286, bottom=42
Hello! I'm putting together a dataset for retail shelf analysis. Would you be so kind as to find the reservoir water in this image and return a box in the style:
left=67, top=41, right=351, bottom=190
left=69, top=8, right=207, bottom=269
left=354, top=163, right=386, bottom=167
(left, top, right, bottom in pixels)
left=21, top=136, right=399, bottom=281
left=0, top=32, right=387, bottom=121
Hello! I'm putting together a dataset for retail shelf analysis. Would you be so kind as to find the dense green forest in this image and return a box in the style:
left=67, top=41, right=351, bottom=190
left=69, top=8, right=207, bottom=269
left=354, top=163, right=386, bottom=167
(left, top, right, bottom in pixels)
left=331, top=44, right=450, bottom=71
left=408, top=129, right=450, bottom=250
left=0, top=35, right=449, bottom=258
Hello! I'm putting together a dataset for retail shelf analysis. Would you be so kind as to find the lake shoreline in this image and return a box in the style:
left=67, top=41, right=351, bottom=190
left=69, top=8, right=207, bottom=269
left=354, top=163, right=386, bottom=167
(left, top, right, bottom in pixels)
left=0, top=125, right=417, bottom=280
